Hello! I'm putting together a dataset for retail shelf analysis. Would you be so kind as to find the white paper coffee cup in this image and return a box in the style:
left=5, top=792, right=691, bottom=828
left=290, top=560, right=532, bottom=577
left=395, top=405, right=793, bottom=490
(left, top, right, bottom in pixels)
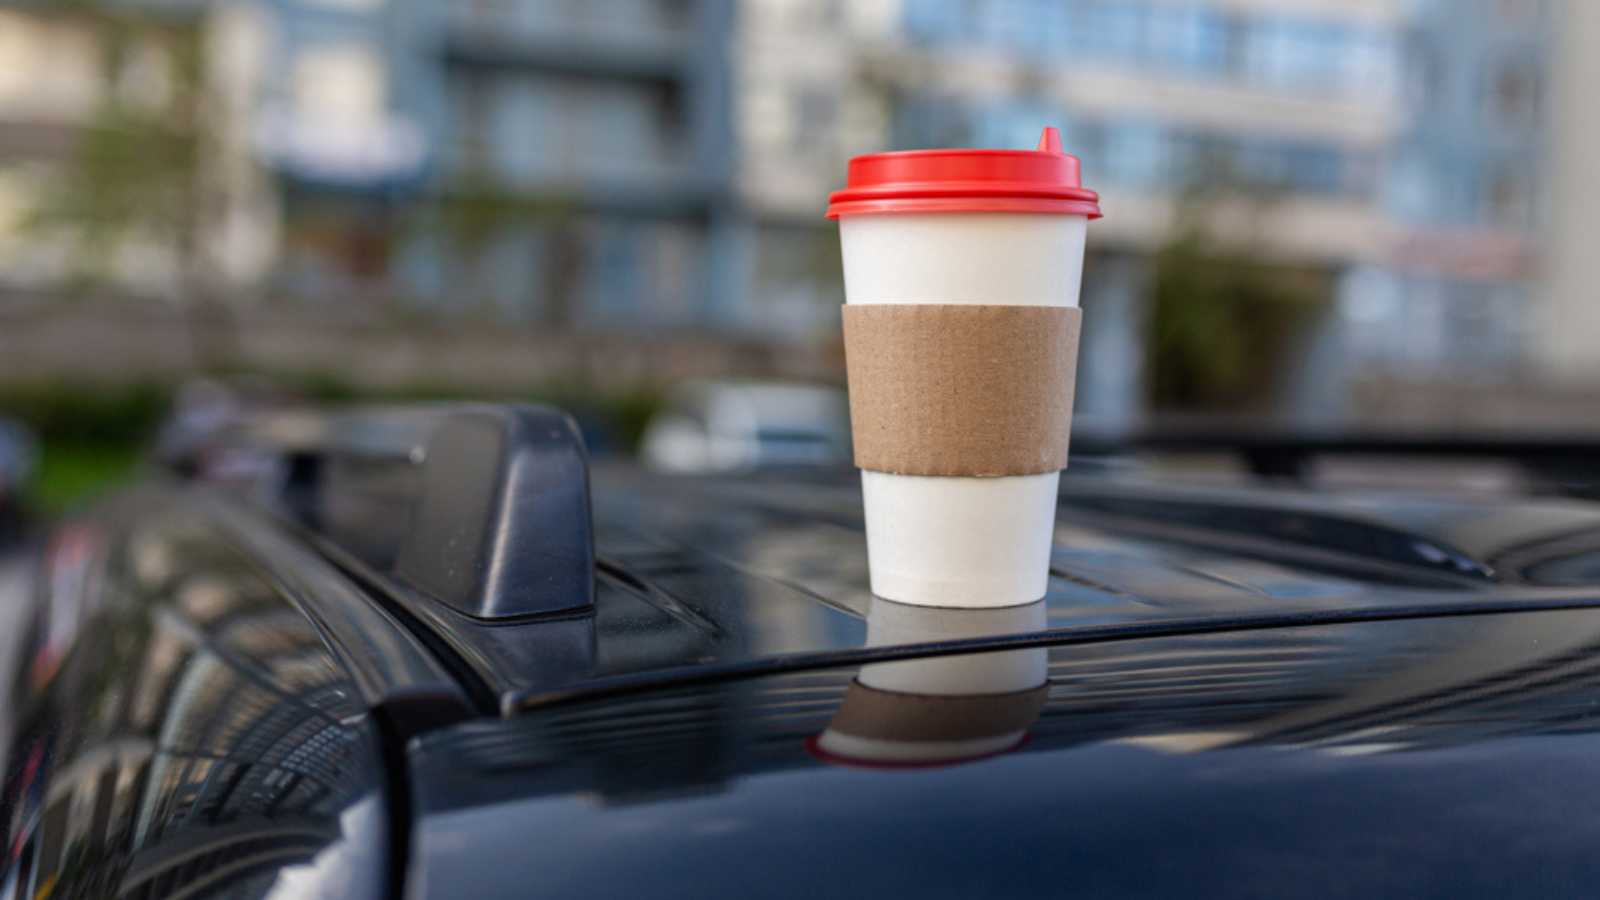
left=829, top=128, right=1100, bottom=609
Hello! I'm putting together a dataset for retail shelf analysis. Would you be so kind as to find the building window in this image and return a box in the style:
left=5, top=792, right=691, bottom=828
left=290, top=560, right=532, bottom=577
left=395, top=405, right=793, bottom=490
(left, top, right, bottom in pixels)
left=1103, top=122, right=1170, bottom=187
left=1344, top=151, right=1381, bottom=195
left=447, top=73, right=493, bottom=174
left=1072, top=121, right=1106, bottom=166
left=301, top=0, right=385, bottom=9
left=893, top=95, right=975, bottom=149
left=974, top=101, right=1062, bottom=150
left=793, top=88, right=837, bottom=154
left=903, top=0, right=963, bottom=46
left=291, top=43, right=386, bottom=124
left=1494, top=0, right=1543, bottom=21
left=1344, top=33, right=1399, bottom=98
left=1244, top=19, right=1346, bottom=93
left=1092, top=1, right=1149, bottom=60
left=1485, top=163, right=1532, bottom=229
left=1405, top=37, right=1443, bottom=110
left=1486, top=57, right=1540, bottom=129
left=1147, top=6, right=1227, bottom=74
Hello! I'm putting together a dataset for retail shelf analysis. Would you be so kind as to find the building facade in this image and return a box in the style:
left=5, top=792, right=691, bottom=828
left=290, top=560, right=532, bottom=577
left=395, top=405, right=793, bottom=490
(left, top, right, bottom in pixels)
left=737, top=0, right=1407, bottom=421
left=220, top=0, right=736, bottom=328
left=1536, top=0, right=1599, bottom=384
left=0, top=0, right=1575, bottom=421
left=390, top=0, right=739, bottom=329
left=1331, top=0, right=1548, bottom=409
left=0, top=0, right=272, bottom=300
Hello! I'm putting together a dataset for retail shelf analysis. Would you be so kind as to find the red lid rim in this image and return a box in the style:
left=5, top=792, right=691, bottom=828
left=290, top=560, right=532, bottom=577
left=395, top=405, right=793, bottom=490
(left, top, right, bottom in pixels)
left=852, top=147, right=1067, bottom=161
left=827, top=197, right=1103, bottom=219
left=827, top=126, right=1102, bottom=220
left=833, top=180, right=1099, bottom=199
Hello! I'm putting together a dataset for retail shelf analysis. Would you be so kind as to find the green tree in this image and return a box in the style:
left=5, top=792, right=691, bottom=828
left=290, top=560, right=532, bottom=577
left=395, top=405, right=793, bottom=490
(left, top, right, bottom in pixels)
left=1146, top=186, right=1329, bottom=413
left=425, top=170, right=581, bottom=325
left=22, top=7, right=234, bottom=367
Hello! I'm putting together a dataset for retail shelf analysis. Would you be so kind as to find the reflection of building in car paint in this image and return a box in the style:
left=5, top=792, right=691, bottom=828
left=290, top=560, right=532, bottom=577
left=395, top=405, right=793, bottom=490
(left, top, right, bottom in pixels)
left=2, top=511, right=385, bottom=900
left=400, top=589, right=1600, bottom=882
left=1220, top=609, right=1600, bottom=754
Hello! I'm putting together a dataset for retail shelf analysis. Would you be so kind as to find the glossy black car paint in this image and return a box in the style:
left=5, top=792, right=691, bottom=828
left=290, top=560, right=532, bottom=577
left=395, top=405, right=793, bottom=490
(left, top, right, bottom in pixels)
left=408, top=611, right=1600, bottom=899
left=1, top=490, right=397, bottom=899
left=11, top=427, right=1600, bottom=897
left=407, top=468, right=1600, bottom=899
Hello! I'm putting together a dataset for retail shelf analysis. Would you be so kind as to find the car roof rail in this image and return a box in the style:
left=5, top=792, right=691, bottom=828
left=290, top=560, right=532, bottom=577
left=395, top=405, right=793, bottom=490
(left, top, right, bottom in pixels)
left=1071, top=424, right=1600, bottom=497
left=239, top=404, right=596, bottom=620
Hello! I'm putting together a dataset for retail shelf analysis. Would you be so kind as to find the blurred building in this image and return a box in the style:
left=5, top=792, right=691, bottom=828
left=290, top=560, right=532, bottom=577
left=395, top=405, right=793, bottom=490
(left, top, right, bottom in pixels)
left=737, top=0, right=1581, bottom=423
left=1332, top=0, right=1548, bottom=411
left=394, top=0, right=739, bottom=330
left=236, top=0, right=739, bottom=327
left=235, top=0, right=421, bottom=304
left=739, top=0, right=1406, bottom=421
left=0, top=0, right=1586, bottom=421
left=0, top=5, right=109, bottom=291
left=1538, top=0, right=1600, bottom=384
left=0, top=0, right=274, bottom=298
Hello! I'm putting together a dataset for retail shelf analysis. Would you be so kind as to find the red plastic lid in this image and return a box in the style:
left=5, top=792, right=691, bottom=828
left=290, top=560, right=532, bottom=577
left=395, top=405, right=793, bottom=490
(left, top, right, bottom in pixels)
left=826, top=127, right=1101, bottom=220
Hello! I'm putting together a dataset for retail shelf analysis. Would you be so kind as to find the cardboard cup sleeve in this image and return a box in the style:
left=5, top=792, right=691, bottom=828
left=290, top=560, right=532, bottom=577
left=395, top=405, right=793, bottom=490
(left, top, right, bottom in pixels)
left=842, top=304, right=1082, bottom=477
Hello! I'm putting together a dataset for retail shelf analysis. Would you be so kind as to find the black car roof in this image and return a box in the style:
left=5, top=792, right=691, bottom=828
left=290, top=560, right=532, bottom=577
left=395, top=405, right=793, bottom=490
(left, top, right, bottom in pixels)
left=404, top=602, right=1600, bottom=899
left=212, top=404, right=1600, bottom=718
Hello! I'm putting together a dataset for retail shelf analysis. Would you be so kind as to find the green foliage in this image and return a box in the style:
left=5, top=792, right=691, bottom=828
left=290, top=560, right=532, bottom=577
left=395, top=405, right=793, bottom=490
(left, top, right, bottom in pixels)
left=30, top=441, right=143, bottom=514
left=0, top=374, right=665, bottom=455
left=0, top=380, right=172, bottom=446
left=1145, top=209, right=1327, bottom=412
left=1, top=373, right=667, bottom=513
left=0, top=379, right=170, bottom=514
left=276, top=372, right=666, bottom=452
left=415, top=171, right=580, bottom=257
left=20, top=11, right=206, bottom=287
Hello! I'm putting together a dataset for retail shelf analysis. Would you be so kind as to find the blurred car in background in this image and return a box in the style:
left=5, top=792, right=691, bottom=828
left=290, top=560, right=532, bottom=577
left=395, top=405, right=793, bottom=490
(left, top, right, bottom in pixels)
left=640, top=379, right=850, bottom=473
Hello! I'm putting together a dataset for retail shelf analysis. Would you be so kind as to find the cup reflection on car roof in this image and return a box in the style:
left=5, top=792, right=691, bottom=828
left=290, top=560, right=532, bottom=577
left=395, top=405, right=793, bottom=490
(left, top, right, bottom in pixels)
left=810, top=598, right=1048, bottom=768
